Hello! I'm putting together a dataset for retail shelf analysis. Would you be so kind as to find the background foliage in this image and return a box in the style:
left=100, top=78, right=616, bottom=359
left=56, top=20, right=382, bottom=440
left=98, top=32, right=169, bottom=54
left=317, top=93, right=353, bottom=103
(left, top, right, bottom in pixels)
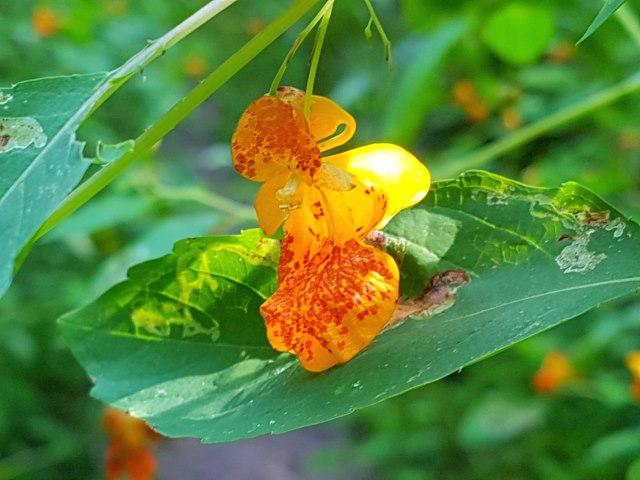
left=0, top=0, right=639, bottom=478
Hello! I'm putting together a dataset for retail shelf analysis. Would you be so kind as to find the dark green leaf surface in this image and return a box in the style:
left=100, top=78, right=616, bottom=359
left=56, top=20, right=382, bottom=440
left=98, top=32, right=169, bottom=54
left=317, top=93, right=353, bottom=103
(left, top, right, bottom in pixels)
left=0, top=73, right=108, bottom=296
left=578, top=0, right=625, bottom=44
left=59, top=171, right=640, bottom=443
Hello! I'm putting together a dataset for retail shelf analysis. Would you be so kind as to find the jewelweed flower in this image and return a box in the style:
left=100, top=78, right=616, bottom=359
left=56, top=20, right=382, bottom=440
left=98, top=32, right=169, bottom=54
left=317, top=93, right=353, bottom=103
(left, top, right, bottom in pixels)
left=232, top=87, right=430, bottom=371
left=103, top=407, right=160, bottom=480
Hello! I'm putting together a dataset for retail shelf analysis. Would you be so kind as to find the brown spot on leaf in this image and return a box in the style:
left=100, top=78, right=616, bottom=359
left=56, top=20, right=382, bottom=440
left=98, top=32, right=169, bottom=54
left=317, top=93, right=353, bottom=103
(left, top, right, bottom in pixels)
left=558, top=233, right=575, bottom=242
left=576, top=210, right=610, bottom=226
left=386, top=269, right=470, bottom=328
left=0, top=134, right=10, bottom=148
left=363, top=230, right=386, bottom=250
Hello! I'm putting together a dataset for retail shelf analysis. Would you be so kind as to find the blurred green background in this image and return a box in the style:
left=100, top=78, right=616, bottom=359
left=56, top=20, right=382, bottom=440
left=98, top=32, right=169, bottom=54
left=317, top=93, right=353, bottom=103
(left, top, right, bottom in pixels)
left=0, top=0, right=639, bottom=478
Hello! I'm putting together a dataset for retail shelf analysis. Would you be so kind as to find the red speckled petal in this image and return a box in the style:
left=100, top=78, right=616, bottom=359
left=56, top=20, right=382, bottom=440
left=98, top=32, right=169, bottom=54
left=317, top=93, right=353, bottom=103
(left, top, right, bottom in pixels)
left=292, top=180, right=387, bottom=245
left=276, top=86, right=356, bottom=152
left=261, top=236, right=399, bottom=372
left=231, top=94, right=321, bottom=184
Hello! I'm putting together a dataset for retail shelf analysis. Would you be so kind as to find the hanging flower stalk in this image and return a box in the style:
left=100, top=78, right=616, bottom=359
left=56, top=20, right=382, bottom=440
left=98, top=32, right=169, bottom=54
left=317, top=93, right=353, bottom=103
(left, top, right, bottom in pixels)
left=232, top=86, right=430, bottom=371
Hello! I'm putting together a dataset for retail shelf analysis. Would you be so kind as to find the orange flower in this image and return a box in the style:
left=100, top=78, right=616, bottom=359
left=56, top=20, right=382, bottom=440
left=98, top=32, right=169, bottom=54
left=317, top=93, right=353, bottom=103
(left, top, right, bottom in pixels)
left=626, top=351, right=640, bottom=402
left=232, top=87, right=430, bottom=371
left=102, top=407, right=161, bottom=480
left=532, top=350, right=575, bottom=394
left=32, top=6, right=58, bottom=38
left=183, top=55, right=207, bottom=77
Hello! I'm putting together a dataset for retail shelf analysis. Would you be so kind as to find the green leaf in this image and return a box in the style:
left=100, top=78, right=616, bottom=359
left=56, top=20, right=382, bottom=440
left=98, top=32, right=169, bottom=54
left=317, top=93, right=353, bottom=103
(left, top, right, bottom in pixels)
left=481, top=3, right=555, bottom=65
left=3, top=0, right=243, bottom=297
left=577, top=0, right=626, bottom=45
left=59, top=171, right=640, bottom=443
left=0, top=73, right=109, bottom=296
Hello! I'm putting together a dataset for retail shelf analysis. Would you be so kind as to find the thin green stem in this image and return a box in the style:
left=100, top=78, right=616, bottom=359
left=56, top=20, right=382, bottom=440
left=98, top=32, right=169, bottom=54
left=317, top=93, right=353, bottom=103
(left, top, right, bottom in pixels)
left=433, top=71, right=640, bottom=179
left=362, top=0, right=393, bottom=70
left=616, top=3, right=640, bottom=50
left=305, top=0, right=334, bottom=118
left=15, top=0, right=321, bottom=272
left=91, top=0, right=240, bottom=115
left=269, top=2, right=329, bottom=95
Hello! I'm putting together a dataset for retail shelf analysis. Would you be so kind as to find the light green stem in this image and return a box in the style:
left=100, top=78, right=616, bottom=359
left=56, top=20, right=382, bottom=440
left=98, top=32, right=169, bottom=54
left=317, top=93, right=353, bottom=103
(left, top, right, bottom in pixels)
left=269, top=2, right=329, bottom=95
left=91, top=0, right=240, bottom=114
left=362, top=0, right=393, bottom=69
left=616, top=3, right=640, bottom=49
left=434, top=71, right=640, bottom=178
left=305, top=0, right=334, bottom=118
left=16, top=0, right=320, bottom=270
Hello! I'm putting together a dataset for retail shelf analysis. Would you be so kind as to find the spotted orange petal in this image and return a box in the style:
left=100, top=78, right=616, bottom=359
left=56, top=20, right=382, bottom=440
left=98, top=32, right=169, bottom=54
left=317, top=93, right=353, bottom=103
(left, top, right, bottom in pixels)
left=261, top=236, right=399, bottom=372
left=231, top=94, right=321, bottom=184
left=275, top=87, right=356, bottom=152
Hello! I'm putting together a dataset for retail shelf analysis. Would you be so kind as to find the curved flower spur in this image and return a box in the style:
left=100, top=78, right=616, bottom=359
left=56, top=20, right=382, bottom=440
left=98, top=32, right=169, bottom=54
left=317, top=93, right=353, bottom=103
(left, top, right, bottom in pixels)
left=232, top=87, right=431, bottom=372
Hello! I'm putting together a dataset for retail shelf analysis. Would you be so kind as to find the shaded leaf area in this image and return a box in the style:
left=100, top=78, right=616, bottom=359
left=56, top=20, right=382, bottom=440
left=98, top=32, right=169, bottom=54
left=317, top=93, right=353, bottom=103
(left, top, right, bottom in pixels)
left=0, top=73, right=108, bottom=296
left=59, top=171, right=640, bottom=443
left=578, top=0, right=626, bottom=44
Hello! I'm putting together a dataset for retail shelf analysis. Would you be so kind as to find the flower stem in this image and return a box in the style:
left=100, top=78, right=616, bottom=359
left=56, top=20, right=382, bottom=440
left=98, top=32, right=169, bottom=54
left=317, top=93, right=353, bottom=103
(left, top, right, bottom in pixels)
left=15, top=0, right=321, bottom=272
left=362, top=0, right=393, bottom=70
left=304, top=0, right=334, bottom=118
left=434, top=71, right=640, bottom=179
left=269, top=2, right=330, bottom=96
left=92, top=0, right=240, bottom=115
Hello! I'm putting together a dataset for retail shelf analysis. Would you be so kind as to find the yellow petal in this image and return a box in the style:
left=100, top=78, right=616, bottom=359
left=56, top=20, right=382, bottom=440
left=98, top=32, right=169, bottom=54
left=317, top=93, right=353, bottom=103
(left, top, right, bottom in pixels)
left=275, top=87, right=356, bottom=152
left=310, top=96, right=356, bottom=152
left=254, top=174, right=290, bottom=236
left=325, top=143, right=431, bottom=227
left=261, top=236, right=399, bottom=372
left=231, top=94, right=321, bottom=184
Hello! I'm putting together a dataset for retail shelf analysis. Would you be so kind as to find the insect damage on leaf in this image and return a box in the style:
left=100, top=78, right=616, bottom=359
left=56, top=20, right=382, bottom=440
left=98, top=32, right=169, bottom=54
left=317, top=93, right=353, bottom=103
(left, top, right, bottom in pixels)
left=0, top=117, right=47, bottom=153
left=386, top=269, right=470, bottom=328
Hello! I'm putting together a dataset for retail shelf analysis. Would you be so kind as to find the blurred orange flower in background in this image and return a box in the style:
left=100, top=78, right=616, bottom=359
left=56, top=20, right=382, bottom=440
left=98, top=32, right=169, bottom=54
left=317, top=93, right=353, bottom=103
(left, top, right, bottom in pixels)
left=532, top=350, right=576, bottom=394
left=103, top=407, right=161, bottom=480
left=32, top=6, right=59, bottom=38
left=232, top=87, right=430, bottom=371
left=626, top=351, right=640, bottom=402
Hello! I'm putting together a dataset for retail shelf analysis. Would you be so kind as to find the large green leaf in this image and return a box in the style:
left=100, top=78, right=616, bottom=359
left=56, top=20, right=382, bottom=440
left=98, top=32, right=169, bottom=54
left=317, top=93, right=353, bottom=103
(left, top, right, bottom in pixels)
left=0, top=74, right=108, bottom=295
left=59, top=171, right=640, bottom=443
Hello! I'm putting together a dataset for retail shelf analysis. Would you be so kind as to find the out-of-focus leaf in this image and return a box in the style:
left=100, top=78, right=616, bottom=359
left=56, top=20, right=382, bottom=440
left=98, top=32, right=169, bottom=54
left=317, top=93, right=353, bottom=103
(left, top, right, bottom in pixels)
left=577, top=0, right=626, bottom=45
left=59, top=171, right=640, bottom=443
left=45, top=193, right=154, bottom=241
left=0, top=74, right=109, bottom=296
left=481, top=3, right=555, bottom=65
left=383, top=20, right=466, bottom=145
left=588, top=427, right=640, bottom=464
